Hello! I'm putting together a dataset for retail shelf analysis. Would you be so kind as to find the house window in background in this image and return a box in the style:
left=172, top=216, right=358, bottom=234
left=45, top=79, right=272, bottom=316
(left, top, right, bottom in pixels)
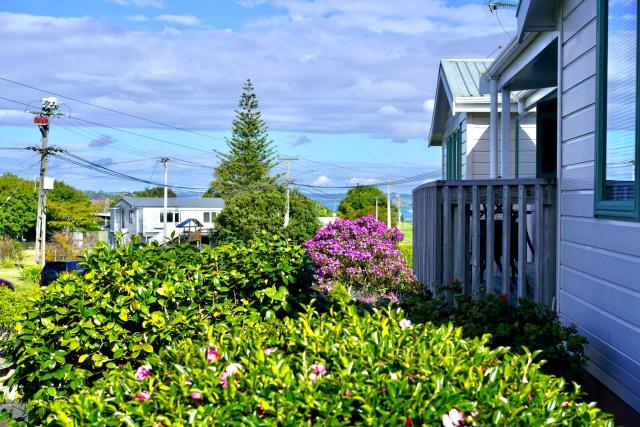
left=160, top=212, right=164, bottom=223
left=174, top=212, right=180, bottom=223
left=596, top=0, right=638, bottom=217
left=167, top=212, right=174, bottom=223
left=128, top=210, right=134, bottom=224
left=204, top=212, right=210, bottom=222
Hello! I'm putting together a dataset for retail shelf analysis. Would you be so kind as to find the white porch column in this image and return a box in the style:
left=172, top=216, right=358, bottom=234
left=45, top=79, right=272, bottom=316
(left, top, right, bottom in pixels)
left=489, top=79, right=498, bottom=179
left=500, top=87, right=511, bottom=179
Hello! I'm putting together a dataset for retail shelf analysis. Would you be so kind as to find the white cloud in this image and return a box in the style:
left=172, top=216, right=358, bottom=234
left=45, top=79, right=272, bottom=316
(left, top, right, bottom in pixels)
left=348, top=177, right=379, bottom=185
left=422, top=98, right=435, bottom=113
left=236, top=0, right=269, bottom=7
left=377, top=105, right=404, bottom=116
left=110, top=0, right=164, bottom=8
left=0, top=109, right=30, bottom=123
left=155, top=14, right=201, bottom=26
left=0, top=7, right=515, bottom=142
left=125, top=15, right=148, bottom=22
left=313, top=175, right=332, bottom=186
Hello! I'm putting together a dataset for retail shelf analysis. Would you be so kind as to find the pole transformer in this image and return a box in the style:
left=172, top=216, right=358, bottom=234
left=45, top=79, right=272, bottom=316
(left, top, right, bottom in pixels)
left=278, top=155, right=299, bottom=227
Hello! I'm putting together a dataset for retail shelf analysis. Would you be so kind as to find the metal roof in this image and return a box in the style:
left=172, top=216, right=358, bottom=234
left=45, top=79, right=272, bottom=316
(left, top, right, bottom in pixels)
left=440, top=59, right=494, bottom=98
left=119, top=196, right=225, bottom=209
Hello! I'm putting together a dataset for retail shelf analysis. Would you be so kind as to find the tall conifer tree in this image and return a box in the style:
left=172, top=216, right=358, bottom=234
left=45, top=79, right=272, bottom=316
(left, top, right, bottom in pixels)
left=208, top=79, right=278, bottom=197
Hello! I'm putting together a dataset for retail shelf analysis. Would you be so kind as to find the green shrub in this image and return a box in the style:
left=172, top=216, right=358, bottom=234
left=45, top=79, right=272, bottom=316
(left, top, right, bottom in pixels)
left=46, top=304, right=613, bottom=426
left=18, top=265, right=40, bottom=285
left=1, top=234, right=308, bottom=422
left=0, top=287, right=38, bottom=355
left=213, top=188, right=321, bottom=245
left=398, top=242, right=412, bottom=267
left=403, top=283, right=587, bottom=380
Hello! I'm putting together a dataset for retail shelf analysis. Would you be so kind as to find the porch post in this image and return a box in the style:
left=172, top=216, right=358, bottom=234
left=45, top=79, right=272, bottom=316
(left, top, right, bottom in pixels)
left=489, top=79, right=498, bottom=179
left=500, top=87, right=511, bottom=178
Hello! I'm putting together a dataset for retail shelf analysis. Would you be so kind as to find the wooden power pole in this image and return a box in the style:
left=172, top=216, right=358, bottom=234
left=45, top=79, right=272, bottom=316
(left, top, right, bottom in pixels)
left=29, top=97, right=64, bottom=265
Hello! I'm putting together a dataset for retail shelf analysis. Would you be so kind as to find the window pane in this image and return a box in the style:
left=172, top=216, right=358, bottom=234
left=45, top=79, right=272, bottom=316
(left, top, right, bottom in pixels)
left=605, top=0, right=636, bottom=201
left=175, top=213, right=180, bottom=223
left=167, top=212, right=173, bottom=222
left=160, top=212, right=164, bottom=223
left=204, top=212, right=210, bottom=222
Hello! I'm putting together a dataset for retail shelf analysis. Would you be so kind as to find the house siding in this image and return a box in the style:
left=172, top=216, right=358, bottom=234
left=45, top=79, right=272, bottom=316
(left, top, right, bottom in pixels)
left=466, top=112, right=536, bottom=179
left=558, top=0, right=640, bottom=411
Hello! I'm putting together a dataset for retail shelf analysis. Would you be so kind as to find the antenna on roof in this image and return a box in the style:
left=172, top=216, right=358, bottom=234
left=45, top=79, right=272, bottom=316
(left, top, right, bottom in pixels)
left=486, top=1, right=518, bottom=12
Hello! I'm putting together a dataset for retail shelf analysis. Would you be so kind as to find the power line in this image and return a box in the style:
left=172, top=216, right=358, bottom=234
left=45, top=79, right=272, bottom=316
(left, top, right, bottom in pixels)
left=0, top=75, right=227, bottom=143
left=0, top=95, right=217, bottom=156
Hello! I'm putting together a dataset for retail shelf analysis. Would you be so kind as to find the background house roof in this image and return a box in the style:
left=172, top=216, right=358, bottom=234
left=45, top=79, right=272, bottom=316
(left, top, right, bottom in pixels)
left=118, top=197, right=225, bottom=209
left=428, top=59, right=494, bottom=147
left=440, top=59, right=494, bottom=98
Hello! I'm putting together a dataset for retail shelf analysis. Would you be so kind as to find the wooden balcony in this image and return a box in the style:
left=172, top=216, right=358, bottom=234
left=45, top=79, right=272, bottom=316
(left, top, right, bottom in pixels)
left=412, top=179, right=557, bottom=306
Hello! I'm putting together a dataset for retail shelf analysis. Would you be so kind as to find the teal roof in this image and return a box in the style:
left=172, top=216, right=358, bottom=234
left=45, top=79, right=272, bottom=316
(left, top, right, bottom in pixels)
left=440, top=59, right=494, bottom=98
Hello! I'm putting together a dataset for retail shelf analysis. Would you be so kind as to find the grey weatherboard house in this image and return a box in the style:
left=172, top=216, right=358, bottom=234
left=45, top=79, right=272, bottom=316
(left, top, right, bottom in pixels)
left=413, top=0, right=640, bottom=413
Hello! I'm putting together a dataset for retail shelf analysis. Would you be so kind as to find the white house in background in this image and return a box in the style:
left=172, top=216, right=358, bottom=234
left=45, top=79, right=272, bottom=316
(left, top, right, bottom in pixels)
left=108, top=196, right=224, bottom=243
left=428, top=59, right=538, bottom=180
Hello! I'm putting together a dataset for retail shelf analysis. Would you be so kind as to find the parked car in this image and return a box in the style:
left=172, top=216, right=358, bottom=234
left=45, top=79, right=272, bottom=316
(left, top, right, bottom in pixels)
left=40, top=260, right=85, bottom=287
left=0, top=278, right=14, bottom=291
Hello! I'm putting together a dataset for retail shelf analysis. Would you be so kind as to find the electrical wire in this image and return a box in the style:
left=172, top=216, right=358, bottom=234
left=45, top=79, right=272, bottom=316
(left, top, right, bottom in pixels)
left=0, top=76, right=227, bottom=143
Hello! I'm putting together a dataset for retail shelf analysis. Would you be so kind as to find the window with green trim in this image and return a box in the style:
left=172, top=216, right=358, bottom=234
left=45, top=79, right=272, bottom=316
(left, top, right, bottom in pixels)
left=595, top=0, right=638, bottom=218
left=445, top=126, right=462, bottom=180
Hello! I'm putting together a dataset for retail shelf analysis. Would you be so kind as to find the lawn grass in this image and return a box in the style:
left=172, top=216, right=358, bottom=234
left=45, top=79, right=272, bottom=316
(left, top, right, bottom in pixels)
left=398, top=221, right=413, bottom=266
left=0, top=249, right=39, bottom=295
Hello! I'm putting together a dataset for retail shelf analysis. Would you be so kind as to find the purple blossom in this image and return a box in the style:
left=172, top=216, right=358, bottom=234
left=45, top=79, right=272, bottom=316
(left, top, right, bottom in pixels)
left=134, top=364, right=152, bottom=381
left=304, top=215, right=417, bottom=300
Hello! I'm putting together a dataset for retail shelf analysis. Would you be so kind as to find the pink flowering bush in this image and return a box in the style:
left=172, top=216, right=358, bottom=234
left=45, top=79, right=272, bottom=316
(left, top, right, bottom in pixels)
left=304, top=215, right=418, bottom=301
left=47, top=303, right=613, bottom=426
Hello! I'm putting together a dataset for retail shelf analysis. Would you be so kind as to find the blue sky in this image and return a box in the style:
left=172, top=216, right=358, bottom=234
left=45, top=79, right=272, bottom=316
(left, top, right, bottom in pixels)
left=0, top=0, right=516, bottom=195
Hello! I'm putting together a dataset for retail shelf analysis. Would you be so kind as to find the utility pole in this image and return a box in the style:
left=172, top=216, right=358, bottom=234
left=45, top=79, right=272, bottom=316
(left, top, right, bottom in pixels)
left=161, top=157, right=170, bottom=239
left=375, top=197, right=379, bottom=221
left=28, top=97, right=64, bottom=266
left=278, top=155, right=298, bottom=227
left=386, top=178, right=391, bottom=228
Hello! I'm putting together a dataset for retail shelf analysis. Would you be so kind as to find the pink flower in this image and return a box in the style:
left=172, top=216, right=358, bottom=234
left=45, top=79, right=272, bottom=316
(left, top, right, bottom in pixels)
left=191, top=391, right=202, bottom=401
left=470, top=411, right=479, bottom=418
left=263, top=348, right=276, bottom=355
left=134, top=391, right=151, bottom=401
left=220, top=363, right=242, bottom=388
left=308, top=364, right=327, bottom=383
left=344, top=390, right=350, bottom=397
left=399, top=318, right=412, bottom=330
left=206, top=347, right=219, bottom=363
left=561, top=401, right=569, bottom=408
left=135, top=364, right=152, bottom=380
left=442, top=409, right=464, bottom=427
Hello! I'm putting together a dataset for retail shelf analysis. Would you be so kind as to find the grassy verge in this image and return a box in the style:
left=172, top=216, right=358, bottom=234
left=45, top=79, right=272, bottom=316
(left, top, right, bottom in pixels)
left=0, top=249, right=39, bottom=295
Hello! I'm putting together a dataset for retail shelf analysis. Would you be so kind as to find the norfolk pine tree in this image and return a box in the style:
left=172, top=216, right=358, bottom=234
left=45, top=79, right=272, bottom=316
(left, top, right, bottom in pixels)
left=209, top=79, right=279, bottom=197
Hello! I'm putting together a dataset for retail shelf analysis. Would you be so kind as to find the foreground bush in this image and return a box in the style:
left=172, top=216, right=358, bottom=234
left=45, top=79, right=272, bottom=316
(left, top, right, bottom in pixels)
left=1, top=234, right=308, bottom=422
left=0, top=287, right=38, bottom=353
left=304, top=215, right=417, bottom=301
left=403, top=283, right=587, bottom=380
left=47, top=304, right=613, bottom=426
